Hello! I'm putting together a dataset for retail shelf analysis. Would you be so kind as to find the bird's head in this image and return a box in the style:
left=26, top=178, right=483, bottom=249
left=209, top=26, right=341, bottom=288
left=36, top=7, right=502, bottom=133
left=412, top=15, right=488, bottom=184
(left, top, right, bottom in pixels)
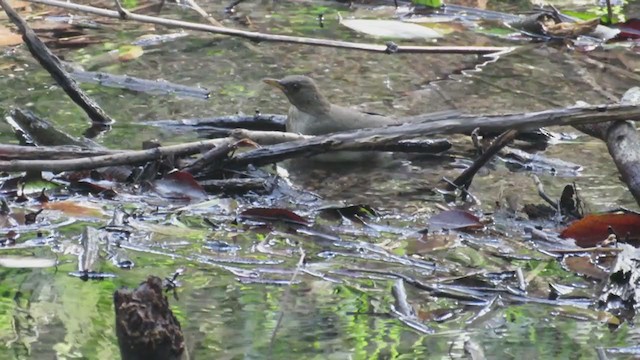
left=263, top=75, right=330, bottom=115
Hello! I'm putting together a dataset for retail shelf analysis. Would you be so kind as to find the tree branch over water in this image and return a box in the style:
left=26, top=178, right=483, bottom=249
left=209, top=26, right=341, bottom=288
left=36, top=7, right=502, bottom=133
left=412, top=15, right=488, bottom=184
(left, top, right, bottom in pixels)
left=0, top=0, right=114, bottom=124
left=1, top=103, right=638, bottom=173
left=26, top=0, right=513, bottom=55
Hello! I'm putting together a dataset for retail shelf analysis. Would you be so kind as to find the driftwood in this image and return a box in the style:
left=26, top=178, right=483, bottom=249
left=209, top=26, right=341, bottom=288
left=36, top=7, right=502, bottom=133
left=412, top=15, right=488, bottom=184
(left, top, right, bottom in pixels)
left=0, top=0, right=114, bottom=124
left=114, top=276, right=186, bottom=360
left=26, top=0, right=512, bottom=55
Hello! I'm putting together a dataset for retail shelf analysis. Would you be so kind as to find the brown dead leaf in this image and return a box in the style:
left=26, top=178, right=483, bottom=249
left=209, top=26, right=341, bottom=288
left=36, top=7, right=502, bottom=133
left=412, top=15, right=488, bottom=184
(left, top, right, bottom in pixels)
left=560, top=213, right=640, bottom=247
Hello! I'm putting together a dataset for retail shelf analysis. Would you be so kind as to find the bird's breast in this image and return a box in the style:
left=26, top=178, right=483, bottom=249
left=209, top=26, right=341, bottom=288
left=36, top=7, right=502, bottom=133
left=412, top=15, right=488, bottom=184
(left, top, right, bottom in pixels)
left=286, top=106, right=333, bottom=135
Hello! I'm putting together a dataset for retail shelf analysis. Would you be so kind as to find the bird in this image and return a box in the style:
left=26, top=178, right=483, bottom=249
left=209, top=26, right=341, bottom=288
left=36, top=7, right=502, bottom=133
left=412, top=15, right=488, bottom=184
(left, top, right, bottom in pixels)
left=262, top=75, right=404, bottom=135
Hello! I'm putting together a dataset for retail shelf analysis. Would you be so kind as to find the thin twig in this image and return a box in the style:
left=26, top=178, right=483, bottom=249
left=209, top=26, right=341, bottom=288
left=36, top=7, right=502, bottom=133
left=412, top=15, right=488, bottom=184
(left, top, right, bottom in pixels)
left=182, top=0, right=223, bottom=26
left=26, top=0, right=512, bottom=55
left=447, top=129, right=518, bottom=192
left=549, top=247, right=623, bottom=254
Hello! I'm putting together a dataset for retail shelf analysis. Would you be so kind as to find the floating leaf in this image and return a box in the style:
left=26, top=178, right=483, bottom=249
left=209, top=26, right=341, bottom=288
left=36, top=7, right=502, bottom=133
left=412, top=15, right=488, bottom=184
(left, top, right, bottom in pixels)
left=406, top=232, right=459, bottom=254
left=560, top=213, right=640, bottom=247
left=340, top=19, right=442, bottom=39
left=42, top=200, right=106, bottom=218
left=563, top=256, right=608, bottom=280
left=153, top=171, right=207, bottom=201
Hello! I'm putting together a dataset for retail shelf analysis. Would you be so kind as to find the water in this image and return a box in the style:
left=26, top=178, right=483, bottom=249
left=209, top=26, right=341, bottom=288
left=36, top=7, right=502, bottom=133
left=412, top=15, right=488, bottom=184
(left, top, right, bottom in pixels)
left=0, top=0, right=638, bottom=358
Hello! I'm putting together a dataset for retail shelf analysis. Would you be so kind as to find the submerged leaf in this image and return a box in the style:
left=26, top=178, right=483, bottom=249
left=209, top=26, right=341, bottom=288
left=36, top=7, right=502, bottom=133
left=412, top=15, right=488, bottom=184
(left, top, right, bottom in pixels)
left=428, top=209, right=483, bottom=231
left=239, top=208, right=308, bottom=226
left=153, top=171, right=207, bottom=201
left=42, top=200, right=106, bottom=218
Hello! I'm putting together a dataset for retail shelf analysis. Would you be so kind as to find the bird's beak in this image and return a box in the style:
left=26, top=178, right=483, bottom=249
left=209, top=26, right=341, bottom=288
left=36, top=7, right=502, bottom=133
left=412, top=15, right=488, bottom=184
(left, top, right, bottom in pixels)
left=262, top=78, right=285, bottom=92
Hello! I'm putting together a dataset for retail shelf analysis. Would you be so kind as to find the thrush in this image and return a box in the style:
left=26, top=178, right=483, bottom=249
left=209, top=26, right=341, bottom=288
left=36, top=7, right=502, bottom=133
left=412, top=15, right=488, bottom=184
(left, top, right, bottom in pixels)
left=263, top=75, right=405, bottom=135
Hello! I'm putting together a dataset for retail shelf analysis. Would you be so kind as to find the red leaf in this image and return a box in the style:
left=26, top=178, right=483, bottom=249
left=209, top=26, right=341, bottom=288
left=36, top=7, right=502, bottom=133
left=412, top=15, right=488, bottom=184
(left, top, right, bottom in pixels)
left=152, top=171, right=206, bottom=201
left=612, top=18, right=640, bottom=41
left=239, top=208, right=308, bottom=226
left=560, top=213, right=640, bottom=247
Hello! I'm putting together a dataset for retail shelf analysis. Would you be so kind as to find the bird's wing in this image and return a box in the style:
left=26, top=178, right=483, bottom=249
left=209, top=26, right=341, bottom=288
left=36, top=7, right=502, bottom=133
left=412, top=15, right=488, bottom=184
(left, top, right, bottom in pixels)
left=327, top=105, right=399, bottom=131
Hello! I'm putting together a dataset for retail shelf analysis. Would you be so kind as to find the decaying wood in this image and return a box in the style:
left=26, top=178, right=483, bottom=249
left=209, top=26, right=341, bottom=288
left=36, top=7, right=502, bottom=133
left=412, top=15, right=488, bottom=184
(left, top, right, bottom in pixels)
left=26, top=0, right=512, bottom=55
left=0, top=0, right=114, bottom=124
left=114, top=276, right=186, bottom=360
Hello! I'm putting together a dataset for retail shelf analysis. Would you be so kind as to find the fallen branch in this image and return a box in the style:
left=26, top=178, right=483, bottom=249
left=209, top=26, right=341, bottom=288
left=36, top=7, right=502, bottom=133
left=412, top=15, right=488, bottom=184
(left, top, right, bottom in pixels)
left=27, top=0, right=512, bottom=55
left=0, top=138, right=228, bottom=172
left=227, top=103, right=640, bottom=167
left=230, top=128, right=452, bottom=152
left=2, top=103, right=637, bottom=173
left=9, top=109, right=103, bottom=147
left=0, top=144, right=116, bottom=160
left=0, top=0, right=114, bottom=124
left=573, top=89, right=640, bottom=207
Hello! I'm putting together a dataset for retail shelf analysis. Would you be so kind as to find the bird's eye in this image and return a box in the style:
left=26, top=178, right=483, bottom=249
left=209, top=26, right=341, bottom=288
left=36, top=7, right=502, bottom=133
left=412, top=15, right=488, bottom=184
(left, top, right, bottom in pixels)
left=291, top=83, right=300, bottom=90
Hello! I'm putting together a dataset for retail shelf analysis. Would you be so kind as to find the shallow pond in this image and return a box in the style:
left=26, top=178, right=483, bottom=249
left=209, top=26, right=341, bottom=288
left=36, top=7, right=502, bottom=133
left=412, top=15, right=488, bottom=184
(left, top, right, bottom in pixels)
left=0, top=0, right=639, bottom=359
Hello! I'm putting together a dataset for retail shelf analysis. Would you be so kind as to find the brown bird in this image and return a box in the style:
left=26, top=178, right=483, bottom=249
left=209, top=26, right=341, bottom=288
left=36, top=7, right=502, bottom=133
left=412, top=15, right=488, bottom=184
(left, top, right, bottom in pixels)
left=263, top=75, right=403, bottom=135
